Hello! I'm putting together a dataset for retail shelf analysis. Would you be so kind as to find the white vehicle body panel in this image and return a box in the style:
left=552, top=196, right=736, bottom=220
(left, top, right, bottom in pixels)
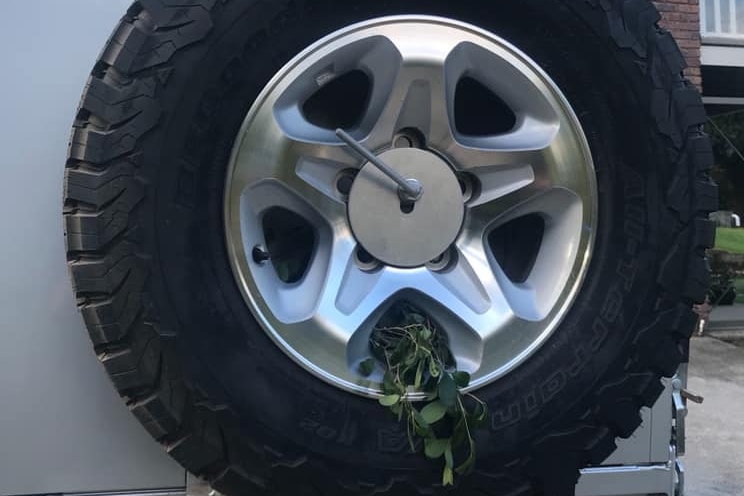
left=0, top=2, right=183, bottom=494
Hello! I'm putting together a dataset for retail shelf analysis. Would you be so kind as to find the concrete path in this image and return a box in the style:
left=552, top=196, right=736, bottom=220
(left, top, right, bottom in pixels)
left=685, top=337, right=744, bottom=496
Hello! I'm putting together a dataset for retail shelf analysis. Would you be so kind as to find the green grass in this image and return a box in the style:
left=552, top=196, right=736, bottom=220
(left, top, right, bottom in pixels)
left=715, top=228, right=744, bottom=254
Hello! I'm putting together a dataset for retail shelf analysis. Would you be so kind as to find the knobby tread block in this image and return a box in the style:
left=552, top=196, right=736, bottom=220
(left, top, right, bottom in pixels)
left=211, top=466, right=270, bottom=496
left=65, top=159, right=138, bottom=207
left=129, top=359, right=187, bottom=438
left=80, top=269, right=146, bottom=346
left=71, top=242, right=144, bottom=295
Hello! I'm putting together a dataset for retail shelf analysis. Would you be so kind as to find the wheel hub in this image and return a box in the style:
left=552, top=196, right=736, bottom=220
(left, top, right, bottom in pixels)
left=347, top=148, right=464, bottom=268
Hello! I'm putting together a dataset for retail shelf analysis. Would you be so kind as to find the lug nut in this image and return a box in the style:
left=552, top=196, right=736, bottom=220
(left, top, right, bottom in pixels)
left=354, top=246, right=381, bottom=272
left=336, top=170, right=357, bottom=197
left=426, top=248, right=456, bottom=272
left=457, top=173, right=477, bottom=204
left=394, top=135, right=413, bottom=148
left=393, top=128, right=425, bottom=149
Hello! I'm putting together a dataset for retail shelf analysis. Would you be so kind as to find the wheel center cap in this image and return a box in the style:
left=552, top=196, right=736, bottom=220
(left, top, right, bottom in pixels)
left=348, top=148, right=464, bottom=268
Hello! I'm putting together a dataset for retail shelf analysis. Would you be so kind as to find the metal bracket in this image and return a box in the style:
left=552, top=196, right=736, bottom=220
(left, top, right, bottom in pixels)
left=672, top=364, right=704, bottom=459
left=672, top=376, right=688, bottom=457
left=676, top=458, right=686, bottom=496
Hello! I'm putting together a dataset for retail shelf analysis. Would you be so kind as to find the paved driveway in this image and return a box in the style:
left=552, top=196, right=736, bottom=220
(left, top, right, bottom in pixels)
left=685, top=336, right=744, bottom=496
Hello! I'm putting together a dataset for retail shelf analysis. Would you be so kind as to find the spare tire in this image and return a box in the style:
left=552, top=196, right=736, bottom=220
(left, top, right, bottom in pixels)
left=63, top=1, right=717, bottom=495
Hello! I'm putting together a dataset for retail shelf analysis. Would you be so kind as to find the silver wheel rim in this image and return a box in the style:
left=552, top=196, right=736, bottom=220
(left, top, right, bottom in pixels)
left=224, top=16, right=598, bottom=397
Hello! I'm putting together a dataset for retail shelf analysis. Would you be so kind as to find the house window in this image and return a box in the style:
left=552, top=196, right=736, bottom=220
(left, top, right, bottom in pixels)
left=702, top=0, right=744, bottom=40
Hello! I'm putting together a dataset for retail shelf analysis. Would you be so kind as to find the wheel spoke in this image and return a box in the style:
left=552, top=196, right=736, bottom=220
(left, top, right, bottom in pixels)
left=274, top=240, right=403, bottom=377
left=465, top=187, right=585, bottom=321
left=229, top=111, right=357, bottom=228
left=403, top=248, right=514, bottom=373
left=464, top=116, right=591, bottom=224
left=359, top=30, right=462, bottom=151
left=444, top=117, right=559, bottom=169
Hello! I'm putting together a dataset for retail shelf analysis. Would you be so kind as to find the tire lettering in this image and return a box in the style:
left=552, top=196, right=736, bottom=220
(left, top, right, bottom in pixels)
left=489, top=166, right=648, bottom=433
left=600, top=288, right=623, bottom=324
left=378, top=427, right=411, bottom=453
left=299, top=415, right=357, bottom=446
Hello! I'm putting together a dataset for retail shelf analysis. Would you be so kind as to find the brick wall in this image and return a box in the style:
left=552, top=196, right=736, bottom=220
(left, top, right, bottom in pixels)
left=654, top=0, right=702, bottom=88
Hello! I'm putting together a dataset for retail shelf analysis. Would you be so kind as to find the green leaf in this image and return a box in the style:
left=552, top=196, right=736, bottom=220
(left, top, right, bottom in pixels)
left=404, top=351, right=416, bottom=365
left=379, top=394, right=400, bottom=406
left=414, top=361, right=424, bottom=390
left=390, top=340, right=411, bottom=364
left=424, top=437, right=449, bottom=459
left=412, top=410, right=430, bottom=434
left=444, top=442, right=454, bottom=469
left=420, top=401, right=448, bottom=424
left=472, top=401, right=488, bottom=425
left=438, top=373, right=458, bottom=408
left=453, top=371, right=471, bottom=388
left=443, top=441, right=455, bottom=486
left=429, top=359, right=440, bottom=378
left=442, top=465, right=454, bottom=487
left=382, top=371, right=398, bottom=394
left=451, top=418, right=467, bottom=447
left=455, top=439, right=477, bottom=475
left=413, top=420, right=430, bottom=437
left=358, top=358, right=376, bottom=377
left=369, top=305, right=490, bottom=487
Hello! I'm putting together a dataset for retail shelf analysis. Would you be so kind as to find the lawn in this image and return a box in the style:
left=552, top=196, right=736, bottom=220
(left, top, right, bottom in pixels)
left=715, top=228, right=744, bottom=254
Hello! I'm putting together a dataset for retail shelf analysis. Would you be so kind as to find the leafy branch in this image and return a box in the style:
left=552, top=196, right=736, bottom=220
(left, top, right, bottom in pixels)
left=359, top=305, right=488, bottom=486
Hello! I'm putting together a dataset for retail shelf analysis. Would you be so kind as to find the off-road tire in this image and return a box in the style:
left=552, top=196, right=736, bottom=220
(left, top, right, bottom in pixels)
left=64, top=1, right=717, bottom=495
